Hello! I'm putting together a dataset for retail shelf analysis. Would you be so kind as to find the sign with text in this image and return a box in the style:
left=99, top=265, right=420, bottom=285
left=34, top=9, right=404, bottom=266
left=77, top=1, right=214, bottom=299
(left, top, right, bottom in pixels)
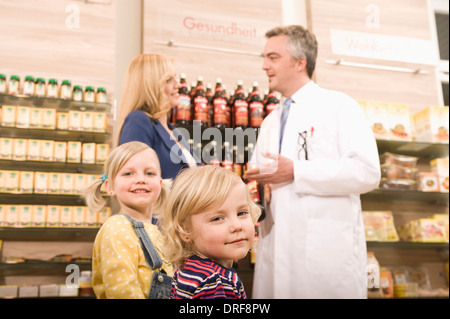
left=330, top=29, right=438, bottom=66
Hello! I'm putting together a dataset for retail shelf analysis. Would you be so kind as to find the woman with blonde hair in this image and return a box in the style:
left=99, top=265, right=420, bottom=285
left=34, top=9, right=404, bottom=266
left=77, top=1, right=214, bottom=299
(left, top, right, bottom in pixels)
left=160, top=165, right=261, bottom=299
left=117, top=53, right=199, bottom=180
left=80, top=141, right=173, bottom=299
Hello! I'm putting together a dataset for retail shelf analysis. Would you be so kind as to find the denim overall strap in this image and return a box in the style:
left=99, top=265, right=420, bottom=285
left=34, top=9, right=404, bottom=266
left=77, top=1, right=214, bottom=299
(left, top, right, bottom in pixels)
left=119, top=214, right=162, bottom=269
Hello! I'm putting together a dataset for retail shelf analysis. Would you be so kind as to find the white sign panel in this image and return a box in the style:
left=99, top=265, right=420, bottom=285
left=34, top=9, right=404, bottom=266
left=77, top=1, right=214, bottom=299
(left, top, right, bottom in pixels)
left=330, top=29, right=438, bottom=66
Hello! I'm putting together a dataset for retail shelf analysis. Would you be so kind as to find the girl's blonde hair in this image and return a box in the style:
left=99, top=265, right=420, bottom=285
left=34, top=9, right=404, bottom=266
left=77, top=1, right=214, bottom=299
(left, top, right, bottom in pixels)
left=80, top=141, right=170, bottom=216
left=160, top=165, right=261, bottom=268
left=116, top=53, right=176, bottom=143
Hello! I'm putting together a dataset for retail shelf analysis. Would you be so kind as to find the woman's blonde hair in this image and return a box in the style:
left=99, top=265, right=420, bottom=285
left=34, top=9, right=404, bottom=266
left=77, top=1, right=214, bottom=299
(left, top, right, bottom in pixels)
left=116, top=53, right=176, bottom=143
left=80, top=141, right=171, bottom=216
left=160, top=165, right=261, bottom=268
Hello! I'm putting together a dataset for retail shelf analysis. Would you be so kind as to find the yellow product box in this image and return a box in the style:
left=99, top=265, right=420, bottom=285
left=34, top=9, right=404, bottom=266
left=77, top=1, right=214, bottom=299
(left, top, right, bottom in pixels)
left=19, top=205, right=33, bottom=227
left=46, top=205, right=60, bottom=227
left=85, top=208, right=98, bottom=227
left=29, top=108, right=42, bottom=128
left=365, top=101, right=390, bottom=140
left=16, top=106, right=31, bottom=128
left=0, top=170, right=4, bottom=192
left=19, top=171, right=34, bottom=193
left=61, top=173, right=75, bottom=194
left=32, top=205, right=46, bottom=227
left=412, top=218, right=447, bottom=243
left=12, top=138, right=27, bottom=161
left=72, top=206, right=85, bottom=227
left=1, top=105, right=16, bottom=127
left=4, top=170, right=19, bottom=193
left=417, top=172, right=440, bottom=192
left=431, top=214, right=449, bottom=242
left=67, top=141, right=81, bottom=163
left=430, top=158, right=449, bottom=193
left=0, top=205, right=5, bottom=226
left=68, top=110, right=82, bottom=131
left=413, top=106, right=449, bottom=144
left=362, top=211, right=399, bottom=242
left=53, top=141, right=67, bottom=163
left=92, top=112, right=107, bottom=132
left=60, top=206, right=73, bottom=227
left=41, top=108, right=56, bottom=130
left=387, top=103, right=412, bottom=141
left=0, top=137, right=13, bottom=159
left=4, top=205, right=18, bottom=227
left=82, top=143, right=96, bottom=164
left=34, top=172, right=49, bottom=194
left=98, top=207, right=111, bottom=225
left=48, top=173, right=61, bottom=194
left=0, top=285, right=18, bottom=299
left=40, top=140, right=54, bottom=161
left=397, top=221, right=415, bottom=242
left=26, top=139, right=41, bottom=161
left=81, top=111, right=93, bottom=131
left=96, top=144, right=109, bottom=164
left=73, top=174, right=86, bottom=194
left=19, top=285, right=39, bottom=298
left=56, top=112, right=69, bottom=130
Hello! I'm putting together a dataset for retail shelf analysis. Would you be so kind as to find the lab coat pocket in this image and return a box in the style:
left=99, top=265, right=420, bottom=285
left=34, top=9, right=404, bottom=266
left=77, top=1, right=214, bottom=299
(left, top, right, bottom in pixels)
left=306, top=219, right=353, bottom=275
left=309, top=129, right=338, bottom=160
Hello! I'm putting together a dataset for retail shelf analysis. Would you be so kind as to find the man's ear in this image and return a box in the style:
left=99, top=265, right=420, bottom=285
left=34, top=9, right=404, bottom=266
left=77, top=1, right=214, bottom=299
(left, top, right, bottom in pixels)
left=296, top=57, right=307, bottom=73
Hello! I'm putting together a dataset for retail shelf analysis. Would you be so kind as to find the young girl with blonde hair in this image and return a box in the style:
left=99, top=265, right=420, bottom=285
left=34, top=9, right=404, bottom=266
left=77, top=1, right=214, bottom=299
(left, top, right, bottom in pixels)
left=117, top=53, right=199, bottom=180
left=80, top=141, right=173, bottom=299
left=160, top=165, right=261, bottom=299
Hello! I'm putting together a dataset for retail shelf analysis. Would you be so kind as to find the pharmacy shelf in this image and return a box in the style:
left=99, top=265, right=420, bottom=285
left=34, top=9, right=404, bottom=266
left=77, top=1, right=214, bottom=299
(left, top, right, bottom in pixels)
left=367, top=241, right=449, bottom=251
left=0, top=93, right=111, bottom=112
left=0, top=193, right=88, bottom=205
left=0, top=159, right=104, bottom=173
left=376, top=139, right=449, bottom=158
left=0, top=227, right=98, bottom=241
left=0, top=126, right=109, bottom=143
left=362, top=189, right=449, bottom=204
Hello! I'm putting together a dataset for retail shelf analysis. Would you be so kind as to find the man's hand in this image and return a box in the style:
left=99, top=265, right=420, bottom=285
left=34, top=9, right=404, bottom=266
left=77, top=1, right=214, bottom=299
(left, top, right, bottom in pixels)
left=243, top=153, right=294, bottom=185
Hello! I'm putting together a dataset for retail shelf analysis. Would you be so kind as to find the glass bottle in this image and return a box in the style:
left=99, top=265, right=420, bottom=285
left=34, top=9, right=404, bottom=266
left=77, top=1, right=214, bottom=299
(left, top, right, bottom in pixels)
left=233, top=80, right=248, bottom=130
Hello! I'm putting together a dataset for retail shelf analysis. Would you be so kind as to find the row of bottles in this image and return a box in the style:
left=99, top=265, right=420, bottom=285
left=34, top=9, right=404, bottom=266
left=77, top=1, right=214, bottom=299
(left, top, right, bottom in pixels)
left=188, top=139, right=263, bottom=205
left=172, top=75, right=280, bottom=129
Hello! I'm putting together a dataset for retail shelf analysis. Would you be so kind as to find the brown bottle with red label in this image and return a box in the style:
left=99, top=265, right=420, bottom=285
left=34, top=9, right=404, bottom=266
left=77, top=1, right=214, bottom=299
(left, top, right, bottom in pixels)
left=264, top=89, right=279, bottom=116
left=176, top=74, right=191, bottom=125
left=213, top=78, right=228, bottom=129
left=248, top=81, right=264, bottom=128
left=192, top=76, right=208, bottom=127
left=233, top=80, right=248, bottom=130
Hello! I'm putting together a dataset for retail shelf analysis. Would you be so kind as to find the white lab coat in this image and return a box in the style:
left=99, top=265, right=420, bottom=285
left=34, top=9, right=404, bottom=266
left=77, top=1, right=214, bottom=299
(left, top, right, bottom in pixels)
left=251, top=81, right=381, bottom=299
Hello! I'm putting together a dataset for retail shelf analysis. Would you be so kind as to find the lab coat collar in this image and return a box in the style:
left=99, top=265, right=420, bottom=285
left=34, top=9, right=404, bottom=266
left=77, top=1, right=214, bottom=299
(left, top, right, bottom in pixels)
left=278, top=80, right=317, bottom=110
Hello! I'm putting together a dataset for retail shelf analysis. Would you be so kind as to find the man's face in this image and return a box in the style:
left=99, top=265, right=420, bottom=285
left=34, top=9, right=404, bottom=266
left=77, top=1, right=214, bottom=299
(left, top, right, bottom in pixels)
left=262, top=35, right=302, bottom=97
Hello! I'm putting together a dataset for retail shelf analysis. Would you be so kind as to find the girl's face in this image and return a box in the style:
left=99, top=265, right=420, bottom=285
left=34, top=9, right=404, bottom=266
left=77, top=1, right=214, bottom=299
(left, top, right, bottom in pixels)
left=106, top=149, right=162, bottom=216
left=186, top=183, right=255, bottom=268
left=164, top=75, right=180, bottom=108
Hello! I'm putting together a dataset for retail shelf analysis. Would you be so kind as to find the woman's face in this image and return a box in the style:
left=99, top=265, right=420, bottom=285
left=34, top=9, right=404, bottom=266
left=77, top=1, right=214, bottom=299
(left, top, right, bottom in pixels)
left=164, top=76, right=180, bottom=108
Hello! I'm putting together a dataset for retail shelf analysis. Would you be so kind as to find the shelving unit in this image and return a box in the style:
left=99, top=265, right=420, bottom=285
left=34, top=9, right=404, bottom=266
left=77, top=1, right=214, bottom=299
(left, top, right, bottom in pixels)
left=0, top=93, right=111, bottom=297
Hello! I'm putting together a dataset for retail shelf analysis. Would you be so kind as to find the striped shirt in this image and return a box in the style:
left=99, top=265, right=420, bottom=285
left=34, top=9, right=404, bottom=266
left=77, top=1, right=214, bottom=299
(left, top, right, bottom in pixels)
left=170, top=255, right=247, bottom=299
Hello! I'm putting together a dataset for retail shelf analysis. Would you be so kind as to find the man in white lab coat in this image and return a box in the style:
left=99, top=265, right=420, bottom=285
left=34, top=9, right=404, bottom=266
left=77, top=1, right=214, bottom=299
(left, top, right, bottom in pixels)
left=243, top=25, right=381, bottom=299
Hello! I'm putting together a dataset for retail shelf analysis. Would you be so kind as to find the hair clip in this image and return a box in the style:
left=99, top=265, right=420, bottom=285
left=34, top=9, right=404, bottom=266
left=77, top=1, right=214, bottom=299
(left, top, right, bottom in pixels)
left=100, top=174, right=108, bottom=183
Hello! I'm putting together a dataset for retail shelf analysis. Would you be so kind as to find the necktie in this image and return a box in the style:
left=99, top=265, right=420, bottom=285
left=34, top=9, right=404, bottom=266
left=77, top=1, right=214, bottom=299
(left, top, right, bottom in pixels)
left=279, top=98, right=292, bottom=153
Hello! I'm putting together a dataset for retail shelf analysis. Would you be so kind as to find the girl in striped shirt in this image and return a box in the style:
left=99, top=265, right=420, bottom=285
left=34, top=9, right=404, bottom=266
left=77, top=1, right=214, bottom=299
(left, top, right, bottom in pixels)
left=161, top=165, right=261, bottom=299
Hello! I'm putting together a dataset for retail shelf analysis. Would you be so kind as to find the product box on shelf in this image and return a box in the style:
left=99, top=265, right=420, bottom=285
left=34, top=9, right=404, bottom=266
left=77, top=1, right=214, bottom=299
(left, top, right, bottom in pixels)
left=42, top=108, right=56, bottom=130
left=46, top=205, right=60, bottom=227
left=16, top=106, right=30, bottom=128
left=0, top=137, right=13, bottom=159
left=417, top=172, right=440, bottom=192
left=67, top=141, right=81, bottom=163
left=365, top=101, right=390, bottom=140
left=56, top=112, right=69, bottom=130
left=430, top=158, right=449, bottom=193
left=12, top=139, right=27, bottom=161
left=18, top=205, right=32, bottom=227
left=1, top=105, right=16, bottom=127
left=30, top=108, right=42, bottom=128
left=413, top=106, right=449, bottom=144
left=363, top=211, right=399, bottom=242
left=53, top=141, right=67, bottom=163
left=387, top=103, right=413, bottom=141
left=32, top=205, right=46, bottom=227
left=26, top=139, right=40, bottom=161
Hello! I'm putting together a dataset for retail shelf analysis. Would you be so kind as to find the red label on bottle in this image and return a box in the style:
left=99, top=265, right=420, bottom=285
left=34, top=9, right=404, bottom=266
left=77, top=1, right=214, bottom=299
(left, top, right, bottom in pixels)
left=249, top=101, right=264, bottom=127
left=234, top=100, right=248, bottom=126
left=214, top=98, right=227, bottom=124
left=176, top=94, right=191, bottom=121
left=266, top=103, right=277, bottom=115
left=194, top=96, right=208, bottom=122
